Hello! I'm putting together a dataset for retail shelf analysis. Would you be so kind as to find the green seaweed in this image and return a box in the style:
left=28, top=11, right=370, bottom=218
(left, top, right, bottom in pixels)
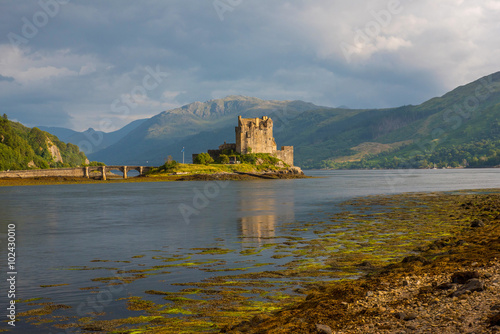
left=190, top=247, right=234, bottom=255
left=40, top=284, right=69, bottom=288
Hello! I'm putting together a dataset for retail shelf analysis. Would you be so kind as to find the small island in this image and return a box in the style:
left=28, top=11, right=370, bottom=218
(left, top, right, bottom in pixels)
left=147, top=115, right=304, bottom=180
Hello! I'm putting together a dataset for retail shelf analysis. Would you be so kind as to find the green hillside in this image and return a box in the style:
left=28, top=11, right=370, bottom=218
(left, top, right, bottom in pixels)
left=0, top=115, right=88, bottom=171
left=281, top=72, right=500, bottom=168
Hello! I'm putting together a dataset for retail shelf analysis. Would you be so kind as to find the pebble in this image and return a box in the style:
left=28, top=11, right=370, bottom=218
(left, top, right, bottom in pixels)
left=394, top=312, right=417, bottom=321
left=316, top=324, right=333, bottom=334
left=451, top=271, right=480, bottom=284
left=471, top=219, right=485, bottom=227
left=452, top=278, right=485, bottom=297
left=490, top=312, right=500, bottom=326
left=437, top=282, right=456, bottom=290
left=395, top=312, right=406, bottom=320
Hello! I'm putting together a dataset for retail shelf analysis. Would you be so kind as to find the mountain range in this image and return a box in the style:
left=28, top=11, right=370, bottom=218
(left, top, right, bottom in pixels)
left=39, top=72, right=500, bottom=169
left=85, top=96, right=321, bottom=165
left=37, top=118, right=147, bottom=155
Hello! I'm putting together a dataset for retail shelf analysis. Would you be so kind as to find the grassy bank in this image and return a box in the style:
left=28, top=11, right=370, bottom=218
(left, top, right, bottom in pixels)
left=147, top=161, right=292, bottom=176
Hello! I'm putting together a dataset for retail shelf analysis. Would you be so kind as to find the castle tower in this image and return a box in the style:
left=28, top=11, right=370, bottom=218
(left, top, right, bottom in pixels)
left=195, top=115, right=293, bottom=166
left=235, top=116, right=277, bottom=154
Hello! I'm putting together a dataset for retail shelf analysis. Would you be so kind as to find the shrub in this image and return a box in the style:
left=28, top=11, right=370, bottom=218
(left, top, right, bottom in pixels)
left=240, top=153, right=256, bottom=164
left=193, top=153, right=214, bottom=165
left=219, top=154, right=230, bottom=164
left=163, top=159, right=178, bottom=170
left=151, top=159, right=179, bottom=174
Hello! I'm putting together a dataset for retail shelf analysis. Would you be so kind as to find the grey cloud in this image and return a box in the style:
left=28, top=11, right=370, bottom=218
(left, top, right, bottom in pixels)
left=1, top=0, right=499, bottom=130
left=7, top=103, right=73, bottom=129
left=0, top=75, right=14, bottom=82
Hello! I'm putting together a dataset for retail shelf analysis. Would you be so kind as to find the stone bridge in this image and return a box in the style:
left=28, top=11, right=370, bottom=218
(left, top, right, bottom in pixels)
left=87, top=166, right=154, bottom=180
left=0, top=166, right=154, bottom=180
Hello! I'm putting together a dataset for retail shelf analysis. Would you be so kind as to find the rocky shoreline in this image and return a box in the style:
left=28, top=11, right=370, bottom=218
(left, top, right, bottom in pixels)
left=223, top=190, right=500, bottom=334
left=172, top=166, right=306, bottom=181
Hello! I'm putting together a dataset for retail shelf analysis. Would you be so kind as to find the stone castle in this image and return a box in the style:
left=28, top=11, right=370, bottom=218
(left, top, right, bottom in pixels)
left=194, top=116, right=294, bottom=166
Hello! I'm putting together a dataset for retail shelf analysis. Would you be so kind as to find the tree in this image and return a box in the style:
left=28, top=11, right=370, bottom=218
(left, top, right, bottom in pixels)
left=164, top=156, right=178, bottom=169
left=193, top=153, right=214, bottom=165
left=219, top=154, right=230, bottom=164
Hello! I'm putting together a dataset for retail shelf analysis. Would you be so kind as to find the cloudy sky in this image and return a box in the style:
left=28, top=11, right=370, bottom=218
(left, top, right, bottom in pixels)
left=1, top=0, right=499, bottom=131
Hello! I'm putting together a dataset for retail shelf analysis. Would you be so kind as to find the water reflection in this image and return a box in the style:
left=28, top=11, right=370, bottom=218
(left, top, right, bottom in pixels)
left=237, top=184, right=295, bottom=247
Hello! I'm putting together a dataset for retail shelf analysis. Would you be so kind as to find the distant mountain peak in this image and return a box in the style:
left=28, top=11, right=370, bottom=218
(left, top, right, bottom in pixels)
left=160, top=95, right=288, bottom=119
left=215, top=95, right=254, bottom=101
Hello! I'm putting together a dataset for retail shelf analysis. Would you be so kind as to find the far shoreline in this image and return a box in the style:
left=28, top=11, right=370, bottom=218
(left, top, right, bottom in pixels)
left=1, top=166, right=497, bottom=187
left=0, top=172, right=310, bottom=187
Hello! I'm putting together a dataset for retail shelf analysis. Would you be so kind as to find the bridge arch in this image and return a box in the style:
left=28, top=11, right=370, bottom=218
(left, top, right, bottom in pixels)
left=85, top=166, right=152, bottom=180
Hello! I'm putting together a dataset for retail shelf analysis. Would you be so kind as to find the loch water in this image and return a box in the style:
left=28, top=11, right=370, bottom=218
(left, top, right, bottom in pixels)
left=0, top=169, right=499, bottom=333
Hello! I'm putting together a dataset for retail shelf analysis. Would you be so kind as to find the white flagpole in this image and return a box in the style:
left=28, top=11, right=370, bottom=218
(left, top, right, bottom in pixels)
left=182, top=147, right=185, bottom=164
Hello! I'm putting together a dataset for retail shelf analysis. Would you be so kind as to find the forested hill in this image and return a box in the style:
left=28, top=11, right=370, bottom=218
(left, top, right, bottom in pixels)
left=279, top=71, right=500, bottom=169
left=0, top=115, right=88, bottom=171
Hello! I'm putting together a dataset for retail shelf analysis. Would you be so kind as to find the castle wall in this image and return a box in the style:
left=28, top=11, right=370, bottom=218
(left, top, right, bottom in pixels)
left=219, top=143, right=237, bottom=152
left=274, top=146, right=294, bottom=166
left=207, top=143, right=237, bottom=161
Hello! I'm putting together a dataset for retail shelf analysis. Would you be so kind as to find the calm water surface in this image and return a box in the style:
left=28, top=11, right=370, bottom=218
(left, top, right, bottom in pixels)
left=0, top=169, right=499, bottom=332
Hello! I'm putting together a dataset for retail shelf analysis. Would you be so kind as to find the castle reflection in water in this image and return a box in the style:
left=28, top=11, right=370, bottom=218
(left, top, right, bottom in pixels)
left=237, top=184, right=295, bottom=248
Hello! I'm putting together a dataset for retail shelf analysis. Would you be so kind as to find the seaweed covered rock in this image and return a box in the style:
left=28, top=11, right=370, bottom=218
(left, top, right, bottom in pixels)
left=451, top=271, right=480, bottom=284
